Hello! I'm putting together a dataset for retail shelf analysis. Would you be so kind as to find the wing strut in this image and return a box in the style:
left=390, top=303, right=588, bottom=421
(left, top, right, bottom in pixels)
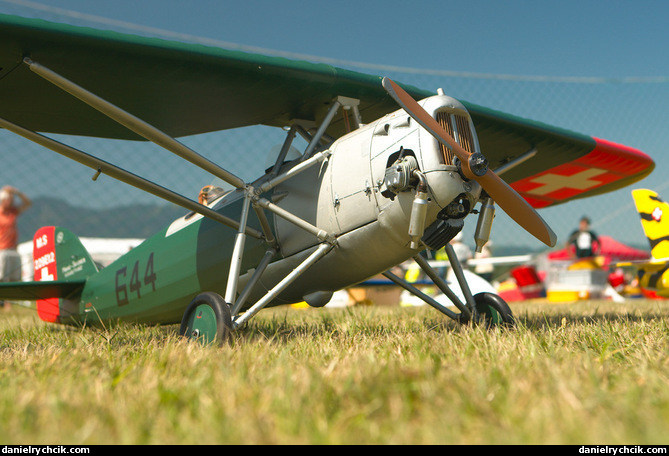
left=494, top=148, right=538, bottom=176
left=23, top=58, right=245, bottom=190
left=300, top=98, right=341, bottom=161
left=0, top=116, right=262, bottom=239
left=224, top=191, right=252, bottom=303
left=381, top=269, right=461, bottom=320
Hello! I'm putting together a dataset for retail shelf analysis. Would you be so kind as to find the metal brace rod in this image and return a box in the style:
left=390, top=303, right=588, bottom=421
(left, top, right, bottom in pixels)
left=224, top=191, right=252, bottom=304
left=494, top=148, right=538, bottom=176
left=444, top=243, right=477, bottom=312
left=269, top=126, right=297, bottom=177
left=252, top=205, right=277, bottom=248
left=255, top=197, right=333, bottom=243
left=259, top=150, right=330, bottom=194
left=338, top=96, right=362, bottom=130
left=300, top=99, right=341, bottom=161
left=412, top=254, right=472, bottom=319
left=350, top=104, right=363, bottom=129
left=231, top=248, right=276, bottom=315
left=24, top=58, right=246, bottom=190
left=381, top=270, right=460, bottom=321
left=0, top=116, right=263, bottom=239
left=233, top=243, right=333, bottom=328
left=294, top=124, right=315, bottom=144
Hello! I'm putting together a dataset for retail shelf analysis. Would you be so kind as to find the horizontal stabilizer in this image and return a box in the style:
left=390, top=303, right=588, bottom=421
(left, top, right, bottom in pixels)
left=0, top=280, right=85, bottom=301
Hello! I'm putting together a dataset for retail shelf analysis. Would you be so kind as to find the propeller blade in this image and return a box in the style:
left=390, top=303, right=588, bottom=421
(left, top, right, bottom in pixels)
left=382, top=77, right=557, bottom=247
left=476, top=170, right=557, bottom=247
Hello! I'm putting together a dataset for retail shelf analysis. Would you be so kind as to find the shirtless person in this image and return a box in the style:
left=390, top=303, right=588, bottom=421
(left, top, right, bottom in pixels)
left=0, top=186, right=32, bottom=310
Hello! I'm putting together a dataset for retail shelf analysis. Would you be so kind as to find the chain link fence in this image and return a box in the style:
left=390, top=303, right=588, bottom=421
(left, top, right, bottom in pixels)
left=1, top=2, right=667, bottom=258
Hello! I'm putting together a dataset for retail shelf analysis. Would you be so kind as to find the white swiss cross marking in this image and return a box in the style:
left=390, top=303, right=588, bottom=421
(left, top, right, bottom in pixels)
left=652, top=207, right=662, bottom=222
left=528, top=168, right=607, bottom=196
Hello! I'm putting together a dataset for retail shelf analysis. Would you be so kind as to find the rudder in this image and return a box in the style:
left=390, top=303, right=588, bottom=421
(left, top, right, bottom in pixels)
left=631, top=189, right=669, bottom=261
left=34, top=226, right=98, bottom=323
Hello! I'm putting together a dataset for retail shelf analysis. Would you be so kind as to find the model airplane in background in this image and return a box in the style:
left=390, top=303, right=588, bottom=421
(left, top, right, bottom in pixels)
left=616, top=189, right=669, bottom=297
left=0, top=14, right=655, bottom=344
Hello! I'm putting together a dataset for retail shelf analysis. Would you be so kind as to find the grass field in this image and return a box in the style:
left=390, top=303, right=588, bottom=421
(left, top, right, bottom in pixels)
left=0, top=299, right=667, bottom=445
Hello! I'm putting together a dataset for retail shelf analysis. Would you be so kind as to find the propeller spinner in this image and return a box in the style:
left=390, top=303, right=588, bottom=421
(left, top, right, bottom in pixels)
left=382, top=77, right=557, bottom=247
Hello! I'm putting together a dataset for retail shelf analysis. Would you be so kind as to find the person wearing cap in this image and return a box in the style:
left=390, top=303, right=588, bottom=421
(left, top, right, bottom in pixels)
left=567, top=216, right=599, bottom=259
left=198, top=185, right=215, bottom=205
left=198, top=185, right=226, bottom=205
left=0, top=186, right=31, bottom=310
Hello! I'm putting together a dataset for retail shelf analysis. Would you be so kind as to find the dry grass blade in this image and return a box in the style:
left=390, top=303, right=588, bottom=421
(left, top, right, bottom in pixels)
left=0, top=300, right=667, bottom=444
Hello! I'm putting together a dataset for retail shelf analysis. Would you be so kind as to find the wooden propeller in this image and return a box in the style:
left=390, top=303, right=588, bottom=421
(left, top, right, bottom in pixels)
left=382, top=77, right=557, bottom=247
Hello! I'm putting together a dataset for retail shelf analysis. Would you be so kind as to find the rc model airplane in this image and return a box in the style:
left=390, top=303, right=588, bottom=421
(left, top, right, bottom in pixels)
left=0, top=15, right=654, bottom=343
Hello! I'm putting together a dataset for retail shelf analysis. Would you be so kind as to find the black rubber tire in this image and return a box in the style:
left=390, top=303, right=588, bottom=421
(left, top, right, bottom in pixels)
left=179, top=292, right=233, bottom=345
left=472, top=292, right=515, bottom=328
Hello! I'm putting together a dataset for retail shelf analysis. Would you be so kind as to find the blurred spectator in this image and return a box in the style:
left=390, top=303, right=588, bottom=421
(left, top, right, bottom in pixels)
left=567, top=216, right=600, bottom=259
left=0, top=186, right=32, bottom=310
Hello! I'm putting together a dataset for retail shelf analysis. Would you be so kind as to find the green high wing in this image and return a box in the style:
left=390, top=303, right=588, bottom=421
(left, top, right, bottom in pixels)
left=0, top=14, right=653, bottom=209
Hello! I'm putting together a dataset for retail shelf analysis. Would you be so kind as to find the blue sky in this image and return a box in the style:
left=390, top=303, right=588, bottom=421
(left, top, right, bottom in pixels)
left=2, top=0, right=667, bottom=78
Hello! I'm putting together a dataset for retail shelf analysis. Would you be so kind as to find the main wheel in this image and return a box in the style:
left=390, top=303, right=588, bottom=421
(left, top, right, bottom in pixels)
left=472, top=292, right=515, bottom=328
left=179, top=292, right=233, bottom=345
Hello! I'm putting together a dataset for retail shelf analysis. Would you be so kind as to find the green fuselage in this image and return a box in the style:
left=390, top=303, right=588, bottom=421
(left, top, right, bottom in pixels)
left=77, top=195, right=268, bottom=325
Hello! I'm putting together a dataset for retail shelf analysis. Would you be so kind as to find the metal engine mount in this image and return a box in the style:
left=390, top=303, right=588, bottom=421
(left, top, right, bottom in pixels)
left=441, top=193, right=472, bottom=219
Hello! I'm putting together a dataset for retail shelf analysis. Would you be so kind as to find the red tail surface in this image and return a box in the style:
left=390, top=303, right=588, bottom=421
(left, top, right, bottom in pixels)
left=34, top=227, right=59, bottom=322
left=33, top=227, right=97, bottom=323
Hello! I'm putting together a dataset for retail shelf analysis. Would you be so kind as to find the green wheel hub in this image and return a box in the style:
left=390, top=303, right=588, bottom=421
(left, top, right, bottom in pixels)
left=179, top=292, right=233, bottom=345
left=184, top=304, right=219, bottom=344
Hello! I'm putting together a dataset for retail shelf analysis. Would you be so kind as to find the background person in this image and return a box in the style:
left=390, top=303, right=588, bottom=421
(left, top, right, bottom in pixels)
left=0, top=186, right=32, bottom=310
left=566, top=216, right=600, bottom=259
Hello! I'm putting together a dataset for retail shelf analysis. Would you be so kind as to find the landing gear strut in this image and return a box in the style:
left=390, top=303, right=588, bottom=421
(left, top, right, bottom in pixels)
left=387, top=245, right=515, bottom=329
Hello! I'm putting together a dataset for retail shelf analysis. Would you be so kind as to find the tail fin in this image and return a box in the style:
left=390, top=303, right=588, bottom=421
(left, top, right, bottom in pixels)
left=631, top=189, right=669, bottom=261
left=34, top=226, right=98, bottom=323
